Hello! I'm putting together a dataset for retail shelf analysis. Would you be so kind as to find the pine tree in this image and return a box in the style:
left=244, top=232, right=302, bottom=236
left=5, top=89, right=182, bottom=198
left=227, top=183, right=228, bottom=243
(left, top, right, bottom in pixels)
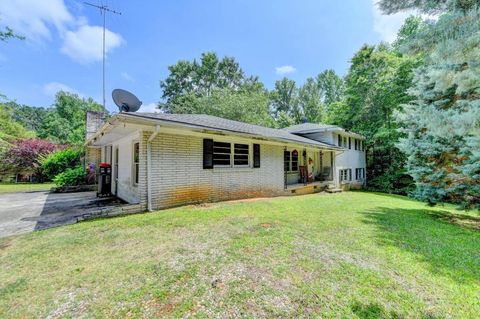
left=394, top=6, right=480, bottom=208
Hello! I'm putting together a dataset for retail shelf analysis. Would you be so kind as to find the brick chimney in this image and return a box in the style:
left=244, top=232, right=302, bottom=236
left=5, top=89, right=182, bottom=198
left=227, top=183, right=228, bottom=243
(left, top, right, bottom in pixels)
left=85, top=111, right=106, bottom=140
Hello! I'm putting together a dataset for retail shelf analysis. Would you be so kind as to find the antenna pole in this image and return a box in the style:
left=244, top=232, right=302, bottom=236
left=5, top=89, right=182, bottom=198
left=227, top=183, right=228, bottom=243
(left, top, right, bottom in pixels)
left=84, top=2, right=121, bottom=112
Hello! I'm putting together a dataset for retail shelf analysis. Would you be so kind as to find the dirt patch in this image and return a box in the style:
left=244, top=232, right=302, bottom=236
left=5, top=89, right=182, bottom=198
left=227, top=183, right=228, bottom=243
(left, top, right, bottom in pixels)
left=46, top=288, right=90, bottom=319
left=428, top=211, right=480, bottom=231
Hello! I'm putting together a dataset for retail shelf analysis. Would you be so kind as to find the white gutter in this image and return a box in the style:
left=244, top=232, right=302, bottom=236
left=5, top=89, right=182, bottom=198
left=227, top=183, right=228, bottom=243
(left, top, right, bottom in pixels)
left=146, top=125, right=160, bottom=211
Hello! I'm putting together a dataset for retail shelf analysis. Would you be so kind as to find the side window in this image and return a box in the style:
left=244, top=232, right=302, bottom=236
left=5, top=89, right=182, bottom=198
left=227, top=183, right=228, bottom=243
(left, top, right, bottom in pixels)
left=343, top=136, right=347, bottom=147
left=291, top=150, right=299, bottom=171
left=213, top=141, right=231, bottom=166
left=348, top=137, right=351, bottom=149
left=133, top=142, right=139, bottom=185
left=338, top=134, right=342, bottom=147
left=284, top=150, right=290, bottom=172
left=233, top=143, right=249, bottom=166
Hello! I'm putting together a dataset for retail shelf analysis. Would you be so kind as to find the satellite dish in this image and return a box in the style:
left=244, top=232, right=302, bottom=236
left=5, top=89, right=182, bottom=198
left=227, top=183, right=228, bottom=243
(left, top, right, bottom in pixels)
left=112, top=89, right=142, bottom=112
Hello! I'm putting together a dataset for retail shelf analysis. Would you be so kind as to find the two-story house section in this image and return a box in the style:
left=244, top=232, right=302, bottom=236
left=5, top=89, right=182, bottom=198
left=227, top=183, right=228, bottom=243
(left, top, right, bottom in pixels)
left=283, top=123, right=367, bottom=189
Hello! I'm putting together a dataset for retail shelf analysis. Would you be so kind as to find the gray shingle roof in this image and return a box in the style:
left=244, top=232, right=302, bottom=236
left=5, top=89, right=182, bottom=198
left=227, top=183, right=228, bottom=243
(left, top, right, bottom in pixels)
left=283, top=122, right=365, bottom=138
left=122, top=113, right=340, bottom=149
left=283, top=123, right=338, bottom=133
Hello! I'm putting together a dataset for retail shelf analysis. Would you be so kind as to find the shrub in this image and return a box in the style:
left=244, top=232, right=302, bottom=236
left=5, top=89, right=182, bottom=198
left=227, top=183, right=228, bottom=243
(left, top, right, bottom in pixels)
left=53, top=166, right=86, bottom=187
left=40, top=148, right=83, bottom=181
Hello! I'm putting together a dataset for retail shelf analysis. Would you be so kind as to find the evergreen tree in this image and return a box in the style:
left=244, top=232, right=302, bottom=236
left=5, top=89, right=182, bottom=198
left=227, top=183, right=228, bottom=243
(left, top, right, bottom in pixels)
left=395, top=7, right=480, bottom=208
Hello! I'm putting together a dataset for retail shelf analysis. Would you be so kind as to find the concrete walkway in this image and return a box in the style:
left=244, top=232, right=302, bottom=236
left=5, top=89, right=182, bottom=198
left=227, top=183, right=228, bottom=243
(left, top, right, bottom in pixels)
left=0, top=191, right=125, bottom=238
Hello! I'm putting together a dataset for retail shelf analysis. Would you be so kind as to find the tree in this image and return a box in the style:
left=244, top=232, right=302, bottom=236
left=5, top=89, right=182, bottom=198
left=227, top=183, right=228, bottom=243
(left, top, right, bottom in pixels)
left=270, top=78, right=300, bottom=126
left=37, top=92, right=103, bottom=145
left=377, top=0, right=476, bottom=15
left=160, top=52, right=247, bottom=112
left=394, top=7, right=480, bottom=208
left=328, top=42, right=421, bottom=194
left=298, top=77, right=324, bottom=123
left=194, top=88, right=274, bottom=127
left=0, top=26, right=24, bottom=42
left=317, top=69, right=345, bottom=107
left=0, top=103, right=36, bottom=150
left=0, top=139, right=60, bottom=180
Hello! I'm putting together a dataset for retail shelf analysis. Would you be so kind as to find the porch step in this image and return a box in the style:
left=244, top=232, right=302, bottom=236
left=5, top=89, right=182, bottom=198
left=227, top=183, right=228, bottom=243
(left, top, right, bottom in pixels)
left=325, top=188, right=343, bottom=193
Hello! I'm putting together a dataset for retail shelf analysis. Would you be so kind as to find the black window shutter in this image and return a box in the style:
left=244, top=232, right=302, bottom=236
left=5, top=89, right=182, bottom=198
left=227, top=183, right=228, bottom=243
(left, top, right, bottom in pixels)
left=338, top=135, right=341, bottom=146
left=253, top=144, right=260, bottom=168
left=349, top=137, right=351, bottom=149
left=203, top=139, right=213, bottom=169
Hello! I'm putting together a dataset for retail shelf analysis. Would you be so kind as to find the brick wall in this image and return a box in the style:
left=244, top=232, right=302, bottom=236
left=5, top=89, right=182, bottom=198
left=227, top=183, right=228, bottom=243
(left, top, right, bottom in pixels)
left=141, top=132, right=286, bottom=210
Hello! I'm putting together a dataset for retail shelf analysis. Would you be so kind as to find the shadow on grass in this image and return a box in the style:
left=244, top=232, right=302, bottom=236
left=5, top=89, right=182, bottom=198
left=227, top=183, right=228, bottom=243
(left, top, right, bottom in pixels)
left=361, top=207, right=480, bottom=284
left=351, top=301, right=442, bottom=319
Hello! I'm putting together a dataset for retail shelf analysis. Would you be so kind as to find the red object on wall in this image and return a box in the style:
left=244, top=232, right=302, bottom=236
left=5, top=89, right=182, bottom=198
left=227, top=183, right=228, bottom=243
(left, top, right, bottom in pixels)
left=99, top=162, right=111, bottom=168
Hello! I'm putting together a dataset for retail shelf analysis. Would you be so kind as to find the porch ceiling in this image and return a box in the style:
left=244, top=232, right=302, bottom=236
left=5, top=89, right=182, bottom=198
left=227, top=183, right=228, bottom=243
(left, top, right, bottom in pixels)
left=90, top=125, right=139, bottom=146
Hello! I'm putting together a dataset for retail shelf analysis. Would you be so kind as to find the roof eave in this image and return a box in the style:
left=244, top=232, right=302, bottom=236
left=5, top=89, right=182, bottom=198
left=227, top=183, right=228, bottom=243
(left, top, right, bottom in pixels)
left=116, top=113, right=342, bottom=151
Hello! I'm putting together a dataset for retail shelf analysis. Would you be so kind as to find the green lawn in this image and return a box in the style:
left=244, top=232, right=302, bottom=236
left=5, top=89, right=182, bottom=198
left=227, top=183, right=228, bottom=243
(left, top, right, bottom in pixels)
left=0, top=182, right=54, bottom=193
left=0, top=192, right=479, bottom=318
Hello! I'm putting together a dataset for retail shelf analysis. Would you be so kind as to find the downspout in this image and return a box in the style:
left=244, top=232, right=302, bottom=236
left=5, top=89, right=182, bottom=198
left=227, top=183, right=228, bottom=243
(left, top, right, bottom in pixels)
left=147, top=125, right=160, bottom=212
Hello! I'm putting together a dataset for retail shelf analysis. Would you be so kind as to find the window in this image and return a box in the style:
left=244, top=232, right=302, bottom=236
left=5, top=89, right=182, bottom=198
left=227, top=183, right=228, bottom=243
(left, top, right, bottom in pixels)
left=291, top=150, right=299, bottom=171
left=354, top=139, right=358, bottom=150
left=133, top=142, right=139, bottom=185
left=348, top=137, right=351, bottom=149
left=340, top=168, right=352, bottom=182
left=234, top=143, right=249, bottom=166
left=338, top=134, right=342, bottom=147
left=355, top=168, right=365, bottom=180
left=343, top=136, right=347, bottom=147
left=284, top=150, right=290, bottom=172
left=203, top=139, right=251, bottom=168
left=284, top=149, right=299, bottom=172
left=213, top=141, right=231, bottom=166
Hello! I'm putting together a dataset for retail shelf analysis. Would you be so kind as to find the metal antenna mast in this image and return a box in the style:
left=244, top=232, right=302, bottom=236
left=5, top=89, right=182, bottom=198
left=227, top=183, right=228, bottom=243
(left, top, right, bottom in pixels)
left=84, top=2, right=121, bottom=111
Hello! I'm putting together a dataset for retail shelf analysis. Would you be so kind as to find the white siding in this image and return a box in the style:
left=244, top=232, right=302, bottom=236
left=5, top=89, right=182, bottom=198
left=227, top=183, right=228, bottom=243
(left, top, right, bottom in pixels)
left=107, top=131, right=141, bottom=204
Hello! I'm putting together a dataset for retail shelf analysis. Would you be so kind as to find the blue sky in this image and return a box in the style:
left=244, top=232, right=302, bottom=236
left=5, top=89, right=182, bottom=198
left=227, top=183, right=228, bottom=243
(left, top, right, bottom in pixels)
left=0, top=0, right=411, bottom=113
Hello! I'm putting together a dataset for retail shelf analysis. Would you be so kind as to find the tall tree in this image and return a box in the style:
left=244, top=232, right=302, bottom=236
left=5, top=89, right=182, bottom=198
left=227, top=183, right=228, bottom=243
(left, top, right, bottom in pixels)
left=38, top=92, right=103, bottom=145
left=298, top=77, right=324, bottom=123
left=160, top=52, right=247, bottom=112
left=317, top=69, right=345, bottom=107
left=270, top=78, right=300, bottom=125
left=391, top=5, right=480, bottom=208
left=328, top=42, right=421, bottom=193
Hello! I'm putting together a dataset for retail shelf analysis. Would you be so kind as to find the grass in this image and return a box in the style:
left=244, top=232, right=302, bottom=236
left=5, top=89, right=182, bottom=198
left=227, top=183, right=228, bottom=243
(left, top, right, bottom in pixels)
left=0, top=192, right=479, bottom=318
left=0, top=182, right=54, bottom=193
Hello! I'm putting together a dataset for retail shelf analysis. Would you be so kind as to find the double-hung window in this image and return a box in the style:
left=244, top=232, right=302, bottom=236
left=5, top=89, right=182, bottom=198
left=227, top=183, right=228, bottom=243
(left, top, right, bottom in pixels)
left=355, top=168, right=365, bottom=180
left=283, top=150, right=299, bottom=172
left=340, top=168, right=352, bottom=182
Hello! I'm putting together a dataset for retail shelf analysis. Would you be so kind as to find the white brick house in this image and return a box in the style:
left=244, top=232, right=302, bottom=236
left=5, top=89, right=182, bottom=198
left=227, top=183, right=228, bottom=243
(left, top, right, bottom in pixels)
left=86, top=113, right=366, bottom=211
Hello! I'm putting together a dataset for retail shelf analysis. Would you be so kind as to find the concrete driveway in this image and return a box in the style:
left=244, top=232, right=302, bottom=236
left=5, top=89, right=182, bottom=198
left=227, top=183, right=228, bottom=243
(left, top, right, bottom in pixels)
left=0, top=191, right=125, bottom=238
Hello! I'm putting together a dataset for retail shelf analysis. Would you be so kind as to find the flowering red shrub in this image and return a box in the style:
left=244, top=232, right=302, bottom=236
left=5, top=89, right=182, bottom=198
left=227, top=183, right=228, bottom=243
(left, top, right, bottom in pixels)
left=1, top=139, right=63, bottom=178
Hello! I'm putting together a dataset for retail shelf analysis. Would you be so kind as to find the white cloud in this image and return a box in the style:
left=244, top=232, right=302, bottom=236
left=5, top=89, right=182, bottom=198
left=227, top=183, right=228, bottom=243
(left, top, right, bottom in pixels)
left=0, top=0, right=73, bottom=42
left=140, top=102, right=161, bottom=113
left=61, top=24, right=124, bottom=64
left=121, top=72, right=134, bottom=82
left=0, top=0, right=124, bottom=63
left=371, top=0, right=411, bottom=43
left=43, top=82, right=82, bottom=97
left=275, top=65, right=296, bottom=75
